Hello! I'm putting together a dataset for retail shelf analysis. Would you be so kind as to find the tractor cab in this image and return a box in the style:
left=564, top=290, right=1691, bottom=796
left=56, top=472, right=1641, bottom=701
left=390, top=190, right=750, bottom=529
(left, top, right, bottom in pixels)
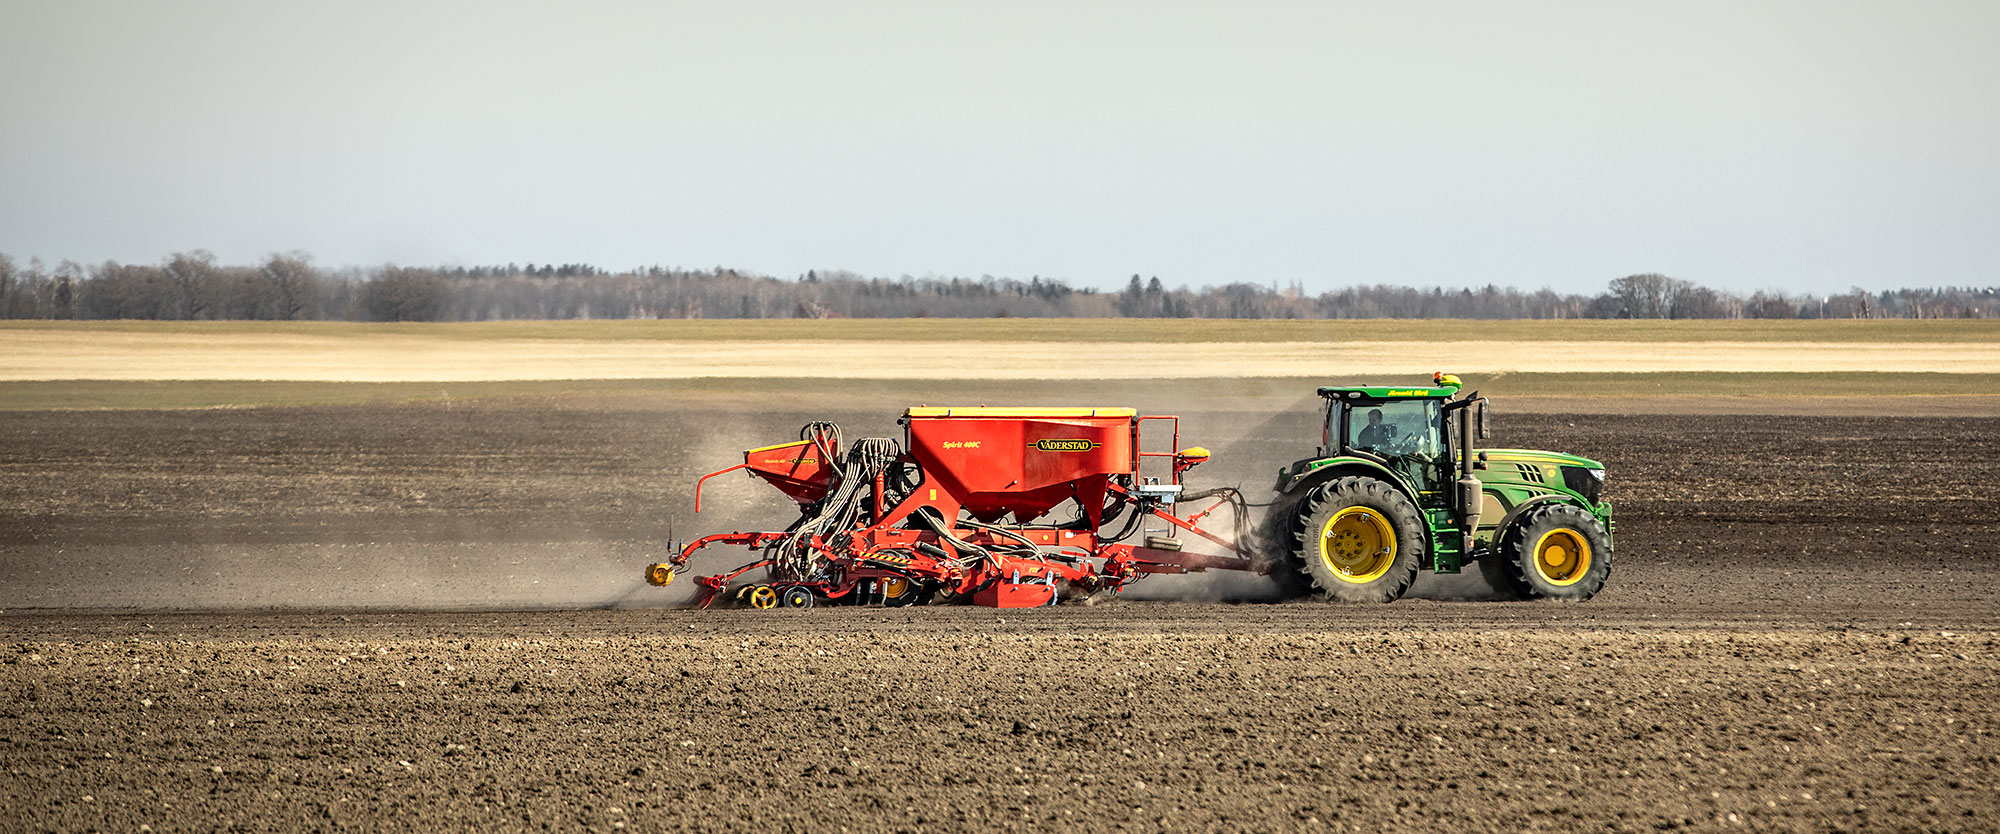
left=1315, top=374, right=1485, bottom=503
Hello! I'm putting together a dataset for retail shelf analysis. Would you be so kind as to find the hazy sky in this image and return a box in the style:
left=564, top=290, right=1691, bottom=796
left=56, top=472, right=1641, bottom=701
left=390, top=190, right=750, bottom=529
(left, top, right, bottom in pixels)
left=3, top=1, right=1995, bottom=295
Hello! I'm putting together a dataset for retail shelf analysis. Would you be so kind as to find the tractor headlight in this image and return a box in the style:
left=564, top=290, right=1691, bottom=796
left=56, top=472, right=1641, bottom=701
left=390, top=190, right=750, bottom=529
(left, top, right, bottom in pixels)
left=1562, top=466, right=1606, bottom=504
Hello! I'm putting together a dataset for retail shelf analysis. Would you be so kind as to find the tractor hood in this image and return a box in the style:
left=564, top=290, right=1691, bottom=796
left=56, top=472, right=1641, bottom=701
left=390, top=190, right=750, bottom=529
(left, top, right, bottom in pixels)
left=1477, top=449, right=1603, bottom=470
left=1476, top=448, right=1607, bottom=506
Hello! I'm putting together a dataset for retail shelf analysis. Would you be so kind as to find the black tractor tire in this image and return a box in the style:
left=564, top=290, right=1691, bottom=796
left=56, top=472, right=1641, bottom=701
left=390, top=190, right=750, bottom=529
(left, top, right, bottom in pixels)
left=1473, top=546, right=1530, bottom=600
left=1255, top=491, right=1316, bottom=599
left=1291, top=476, right=1424, bottom=603
left=1500, top=503, right=1612, bottom=601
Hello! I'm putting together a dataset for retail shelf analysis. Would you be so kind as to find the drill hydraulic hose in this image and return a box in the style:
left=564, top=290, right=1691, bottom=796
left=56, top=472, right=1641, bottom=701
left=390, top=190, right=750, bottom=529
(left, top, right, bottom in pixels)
left=767, top=428, right=902, bottom=580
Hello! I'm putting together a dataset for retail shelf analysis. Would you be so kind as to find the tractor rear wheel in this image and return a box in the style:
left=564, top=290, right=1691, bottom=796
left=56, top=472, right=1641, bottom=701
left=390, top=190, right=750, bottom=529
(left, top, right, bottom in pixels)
left=1500, top=504, right=1611, bottom=601
left=1256, top=492, right=1316, bottom=599
left=1292, top=477, right=1423, bottom=603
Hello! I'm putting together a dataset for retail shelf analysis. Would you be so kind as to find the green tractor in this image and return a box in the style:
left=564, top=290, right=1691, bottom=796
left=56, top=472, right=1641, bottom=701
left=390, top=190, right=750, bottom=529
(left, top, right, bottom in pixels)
left=1265, top=373, right=1613, bottom=602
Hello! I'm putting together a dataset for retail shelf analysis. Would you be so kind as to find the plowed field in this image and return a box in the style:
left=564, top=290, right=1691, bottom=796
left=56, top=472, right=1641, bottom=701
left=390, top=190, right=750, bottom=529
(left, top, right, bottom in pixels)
left=4, top=396, right=1997, bottom=832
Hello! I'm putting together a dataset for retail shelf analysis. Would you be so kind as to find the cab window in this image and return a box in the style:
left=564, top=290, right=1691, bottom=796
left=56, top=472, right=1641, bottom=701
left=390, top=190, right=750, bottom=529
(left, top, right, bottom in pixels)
left=1346, top=400, right=1442, bottom=457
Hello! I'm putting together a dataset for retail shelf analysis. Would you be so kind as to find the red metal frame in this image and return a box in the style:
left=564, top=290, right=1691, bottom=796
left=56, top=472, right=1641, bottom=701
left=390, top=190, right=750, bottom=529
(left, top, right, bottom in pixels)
left=663, top=408, right=1266, bottom=609
left=691, top=464, right=748, bottom=513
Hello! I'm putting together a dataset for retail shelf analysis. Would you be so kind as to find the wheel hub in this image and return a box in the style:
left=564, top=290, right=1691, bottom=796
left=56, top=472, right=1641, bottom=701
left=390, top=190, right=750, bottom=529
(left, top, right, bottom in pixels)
left=1319, top=507, right=1396, bottom=583
left=1533, top=528, right=1592, bottom=586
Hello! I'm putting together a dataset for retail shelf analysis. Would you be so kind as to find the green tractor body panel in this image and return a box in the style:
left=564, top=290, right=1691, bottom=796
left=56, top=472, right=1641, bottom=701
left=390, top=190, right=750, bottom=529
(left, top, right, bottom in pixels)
left=1275, top=384, right=1613, bottom=575
left=1458, top=448, right=1613, bottom=554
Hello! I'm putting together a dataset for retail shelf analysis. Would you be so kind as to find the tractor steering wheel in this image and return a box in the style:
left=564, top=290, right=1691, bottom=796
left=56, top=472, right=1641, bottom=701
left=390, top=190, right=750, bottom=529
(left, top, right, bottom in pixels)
left=1380, top=430, right=1420, bottom=455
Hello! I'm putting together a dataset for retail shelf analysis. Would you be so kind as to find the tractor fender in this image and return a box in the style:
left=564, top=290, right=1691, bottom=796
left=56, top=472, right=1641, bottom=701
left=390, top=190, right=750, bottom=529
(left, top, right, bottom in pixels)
left=1278, top=458, right=1419, bottom=507
left=1487, top=493, right=1579, bottom=542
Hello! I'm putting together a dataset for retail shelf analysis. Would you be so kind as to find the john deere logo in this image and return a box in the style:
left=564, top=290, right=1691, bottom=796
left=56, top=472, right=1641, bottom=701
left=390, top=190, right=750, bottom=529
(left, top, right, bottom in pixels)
left=1030, top=439, right=1100, bottom=452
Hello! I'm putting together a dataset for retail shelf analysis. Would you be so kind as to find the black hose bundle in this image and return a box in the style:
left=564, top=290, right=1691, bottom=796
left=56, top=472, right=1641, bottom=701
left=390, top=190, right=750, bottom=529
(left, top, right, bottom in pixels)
left=907, top=506, right=1000, bottom=572
left=766, top=425, right=902, bottom=580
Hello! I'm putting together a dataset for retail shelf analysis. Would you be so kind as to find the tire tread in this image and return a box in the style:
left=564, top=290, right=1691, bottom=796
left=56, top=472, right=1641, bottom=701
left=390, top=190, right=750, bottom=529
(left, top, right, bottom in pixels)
left=1288, top=476, right=1424, bottom=603
left=1500, top=503, right=1612, bottom=601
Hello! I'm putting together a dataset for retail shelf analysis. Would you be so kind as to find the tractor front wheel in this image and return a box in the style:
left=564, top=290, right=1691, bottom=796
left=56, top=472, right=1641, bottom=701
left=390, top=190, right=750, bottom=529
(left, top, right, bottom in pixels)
left=1500, top=504, right=1611, bottom=601
left=1292, top=477, right=1424, bottom=603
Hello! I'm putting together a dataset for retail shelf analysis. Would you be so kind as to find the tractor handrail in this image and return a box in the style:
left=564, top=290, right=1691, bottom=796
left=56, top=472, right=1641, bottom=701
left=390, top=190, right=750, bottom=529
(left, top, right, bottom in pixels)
left=1133, top=415, right=1182, bottom=484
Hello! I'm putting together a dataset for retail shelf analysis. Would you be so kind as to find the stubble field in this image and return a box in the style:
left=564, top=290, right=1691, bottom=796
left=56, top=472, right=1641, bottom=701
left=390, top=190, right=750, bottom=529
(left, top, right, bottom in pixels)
left=3, top=320, right=1998, bottom=831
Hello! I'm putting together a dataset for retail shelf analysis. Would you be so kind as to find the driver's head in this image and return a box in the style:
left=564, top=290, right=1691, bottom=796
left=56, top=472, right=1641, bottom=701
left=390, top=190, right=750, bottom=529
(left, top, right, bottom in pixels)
left=1366, top=410, right=1383, bottom=426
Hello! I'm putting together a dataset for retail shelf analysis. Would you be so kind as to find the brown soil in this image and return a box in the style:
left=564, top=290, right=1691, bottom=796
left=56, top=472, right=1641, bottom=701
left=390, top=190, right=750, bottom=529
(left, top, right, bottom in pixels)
left=3, top=396, right=1998, bottom=831
left=4, top=608, right=1995, bottom=833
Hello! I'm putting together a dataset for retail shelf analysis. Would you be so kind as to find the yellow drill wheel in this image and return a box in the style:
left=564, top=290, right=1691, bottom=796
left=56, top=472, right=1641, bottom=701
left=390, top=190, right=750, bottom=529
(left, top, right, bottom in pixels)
left=745, top=585, right=779, bottom=609
left=881, top=576, right=913, bottom=600
left=1532, top=528, right=1593, bottom=586
left=644, top=563, right=675, bottom=587
left=1318, top=506, right=1397, bottom=583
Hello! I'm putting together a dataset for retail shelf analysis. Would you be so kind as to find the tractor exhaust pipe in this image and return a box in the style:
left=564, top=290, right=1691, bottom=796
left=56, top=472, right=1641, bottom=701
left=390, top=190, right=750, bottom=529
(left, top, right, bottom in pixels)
left=1455, top=393, right=1485, bottom=553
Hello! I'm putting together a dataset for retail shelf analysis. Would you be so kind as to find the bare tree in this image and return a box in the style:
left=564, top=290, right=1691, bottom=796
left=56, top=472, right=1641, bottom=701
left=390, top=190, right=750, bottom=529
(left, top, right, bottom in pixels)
left=163, top=250, right=219, bottom=320
left=364, top=267, right=447, bottom=321
left=0, top=254, right=15, bottom=318
left=52, top=261, right=83, bottom=319
left=1607, top=273, right=1681, bottom=318
left=24, top=258, right=46, bottom=318
left=261, top=252, right=321, bottom=320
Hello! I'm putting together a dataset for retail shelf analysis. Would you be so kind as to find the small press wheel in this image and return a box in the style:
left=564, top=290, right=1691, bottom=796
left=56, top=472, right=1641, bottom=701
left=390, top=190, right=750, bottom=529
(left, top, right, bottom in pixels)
left=644, top=563, right=676, bottom=587
left=745, top=585, right=780, bottom=610
left=780, top=587, right=816, bottom=609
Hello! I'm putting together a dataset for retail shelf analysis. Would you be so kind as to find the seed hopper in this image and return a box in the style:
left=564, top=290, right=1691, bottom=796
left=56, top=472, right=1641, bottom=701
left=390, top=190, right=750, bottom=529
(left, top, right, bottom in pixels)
left=646, top=407, right=1269, bottom=608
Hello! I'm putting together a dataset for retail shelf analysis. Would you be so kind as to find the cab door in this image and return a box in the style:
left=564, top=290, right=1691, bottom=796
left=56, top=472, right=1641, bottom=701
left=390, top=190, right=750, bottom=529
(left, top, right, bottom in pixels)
left=1343, top=399, right=1448, bottom=505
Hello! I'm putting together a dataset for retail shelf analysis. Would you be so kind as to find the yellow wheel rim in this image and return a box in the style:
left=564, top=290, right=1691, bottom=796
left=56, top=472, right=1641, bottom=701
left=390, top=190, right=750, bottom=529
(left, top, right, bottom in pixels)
left=1319, top=507, right=1396, bottom=583
left=881, top=576, right=913, bottom=600
left=1533, top=528, right=1592, bottom=586
left=746, top=586, right=779, bottom=609
left=645, top=564, right=675, bottom=587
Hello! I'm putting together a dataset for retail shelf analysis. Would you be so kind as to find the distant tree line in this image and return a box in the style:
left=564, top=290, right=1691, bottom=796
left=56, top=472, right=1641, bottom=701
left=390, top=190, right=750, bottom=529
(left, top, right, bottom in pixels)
left=0, top=251, right=1992, bottom=321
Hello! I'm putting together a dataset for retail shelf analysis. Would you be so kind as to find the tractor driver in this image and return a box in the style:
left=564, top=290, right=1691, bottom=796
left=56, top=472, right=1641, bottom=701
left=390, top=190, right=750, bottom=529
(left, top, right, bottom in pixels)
left=1356, top=408, right=1397, bottom=450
